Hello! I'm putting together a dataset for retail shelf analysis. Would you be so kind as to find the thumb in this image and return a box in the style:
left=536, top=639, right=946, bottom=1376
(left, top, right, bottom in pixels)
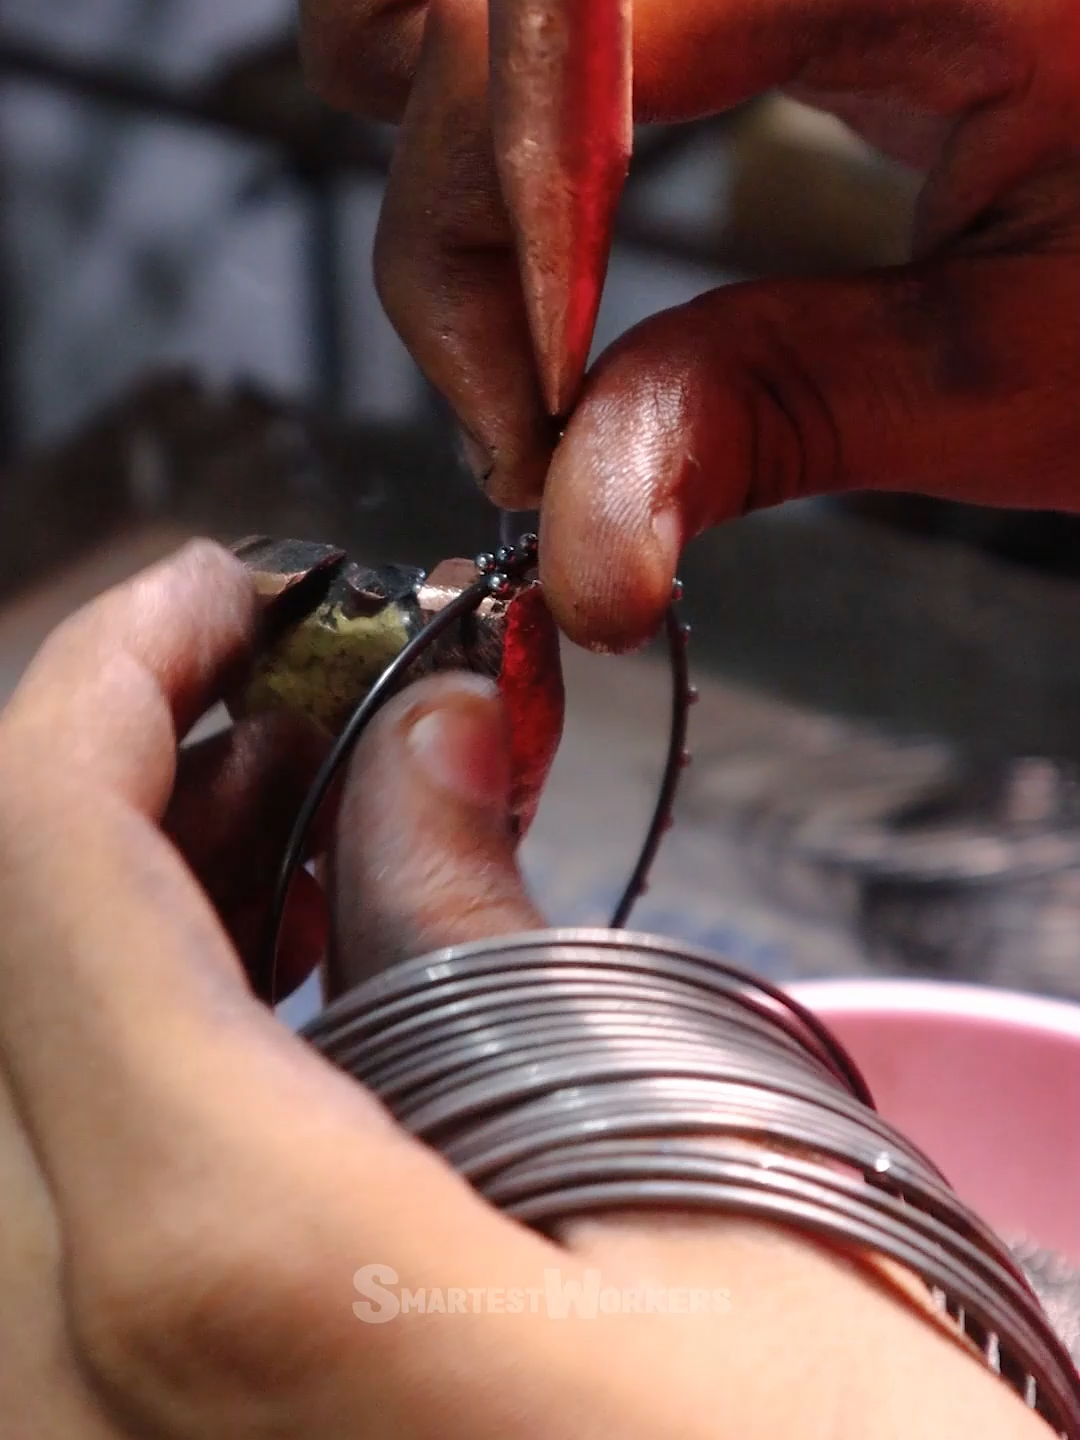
left=327, top=672, right=545, bottom=996
left=540, top=244, right=1079, bottom=651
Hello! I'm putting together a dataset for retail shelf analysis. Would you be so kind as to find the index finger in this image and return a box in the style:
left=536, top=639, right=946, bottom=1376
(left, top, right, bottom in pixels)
left=2, top=540, right=258, bottom=814
left=0, top=542, right=564, bottom=1438
left=0, top=540, right=277, bottom=1195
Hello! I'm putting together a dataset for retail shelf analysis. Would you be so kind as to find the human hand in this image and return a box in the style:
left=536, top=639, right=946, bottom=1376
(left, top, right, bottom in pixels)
left=0, top=541, right=1052, bottom=1438
left=301, top=0, right=1079, bottom=651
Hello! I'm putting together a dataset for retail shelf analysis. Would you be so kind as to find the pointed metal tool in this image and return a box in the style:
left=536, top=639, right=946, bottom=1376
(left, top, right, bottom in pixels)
left=490, top=0, right=633, bottom=419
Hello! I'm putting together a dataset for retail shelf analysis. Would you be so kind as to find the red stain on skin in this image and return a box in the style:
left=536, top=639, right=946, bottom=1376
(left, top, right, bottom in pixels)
left=498, top=583, right=565, bottom=837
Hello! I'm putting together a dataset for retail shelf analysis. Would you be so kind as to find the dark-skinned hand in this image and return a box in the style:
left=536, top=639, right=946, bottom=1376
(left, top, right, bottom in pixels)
left=302, top=0, right=1079, bottom=651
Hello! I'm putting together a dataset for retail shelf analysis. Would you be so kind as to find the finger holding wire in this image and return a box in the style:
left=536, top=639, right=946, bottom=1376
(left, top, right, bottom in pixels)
left=264, top=537, right=694, bottom=999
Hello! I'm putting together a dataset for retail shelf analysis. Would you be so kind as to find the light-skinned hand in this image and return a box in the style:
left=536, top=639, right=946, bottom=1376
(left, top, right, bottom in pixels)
left=0, top=541, right=1054, bottom=1438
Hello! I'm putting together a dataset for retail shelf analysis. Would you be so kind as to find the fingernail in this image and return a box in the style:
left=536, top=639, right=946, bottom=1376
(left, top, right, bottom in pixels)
left=407, top=677, right=509, bottom=811
left=457, top=428, right=495, bottom=485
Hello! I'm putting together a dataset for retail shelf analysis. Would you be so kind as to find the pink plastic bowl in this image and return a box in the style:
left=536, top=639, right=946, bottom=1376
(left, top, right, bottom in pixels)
left=786, top=980, right=1080, bottom=1261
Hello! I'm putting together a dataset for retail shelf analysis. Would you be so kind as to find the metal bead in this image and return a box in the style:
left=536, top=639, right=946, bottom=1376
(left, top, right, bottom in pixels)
left=670, top=578, right=685, bottom=603
left=517, top=532, right=539, bottom=559
left=475, top=552, right=496, bottom=573
left=680, top=622, right=692, bottom=642
left=495, top=545, right=515, bottom=566
left=679, top=749, right=693, bottom=768
left=487, top=571, right=515, bottom=599
left=687, top=685, right=700, bottom=706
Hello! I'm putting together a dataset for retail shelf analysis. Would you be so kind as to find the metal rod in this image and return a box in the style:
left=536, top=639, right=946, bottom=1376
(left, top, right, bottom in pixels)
left=299, top=168, right=348, bottom=416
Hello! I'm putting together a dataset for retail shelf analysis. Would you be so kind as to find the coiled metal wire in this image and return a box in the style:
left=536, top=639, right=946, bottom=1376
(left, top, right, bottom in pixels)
left=304, top=929, right=1080, bottom=1437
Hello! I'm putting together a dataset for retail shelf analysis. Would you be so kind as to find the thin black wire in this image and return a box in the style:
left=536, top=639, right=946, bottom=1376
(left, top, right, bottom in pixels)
left=611, top=606, right=691, bottom=926
left=263, top=557, right=691, bottom=1000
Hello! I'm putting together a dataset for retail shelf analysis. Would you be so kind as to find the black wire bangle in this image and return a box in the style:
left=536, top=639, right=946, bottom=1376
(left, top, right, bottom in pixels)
left=263, top=536, right=694, bottom=997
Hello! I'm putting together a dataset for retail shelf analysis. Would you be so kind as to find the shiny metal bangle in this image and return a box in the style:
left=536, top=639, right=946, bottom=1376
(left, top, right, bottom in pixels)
left=303, top=928, right=1080, bottom=1436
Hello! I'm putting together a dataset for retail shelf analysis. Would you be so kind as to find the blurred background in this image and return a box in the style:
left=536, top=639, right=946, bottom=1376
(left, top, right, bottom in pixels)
left=3, top=1, right=1080, bottom=1014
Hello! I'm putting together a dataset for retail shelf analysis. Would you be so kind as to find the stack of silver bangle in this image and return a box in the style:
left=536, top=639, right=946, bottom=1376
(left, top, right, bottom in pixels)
left=303, top=928, right=1080, bottom=1436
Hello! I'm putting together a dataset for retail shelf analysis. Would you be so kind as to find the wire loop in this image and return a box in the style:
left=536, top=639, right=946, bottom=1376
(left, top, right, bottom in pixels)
left=264, top=537, right=692, bottom=995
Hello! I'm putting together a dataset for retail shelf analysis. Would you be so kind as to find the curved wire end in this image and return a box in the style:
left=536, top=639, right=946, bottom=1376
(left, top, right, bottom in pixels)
left=263, top=550, right=693, bottom=1002
left=609, top=588, right=693, bottom=928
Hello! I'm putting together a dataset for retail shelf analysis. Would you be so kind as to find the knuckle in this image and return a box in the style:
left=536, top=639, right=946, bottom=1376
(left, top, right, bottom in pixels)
left=300, top=0, right=422, bottom=119
left=33, top=605, right=96, bottom=666
left=705, top=293, right=841, bottom=512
